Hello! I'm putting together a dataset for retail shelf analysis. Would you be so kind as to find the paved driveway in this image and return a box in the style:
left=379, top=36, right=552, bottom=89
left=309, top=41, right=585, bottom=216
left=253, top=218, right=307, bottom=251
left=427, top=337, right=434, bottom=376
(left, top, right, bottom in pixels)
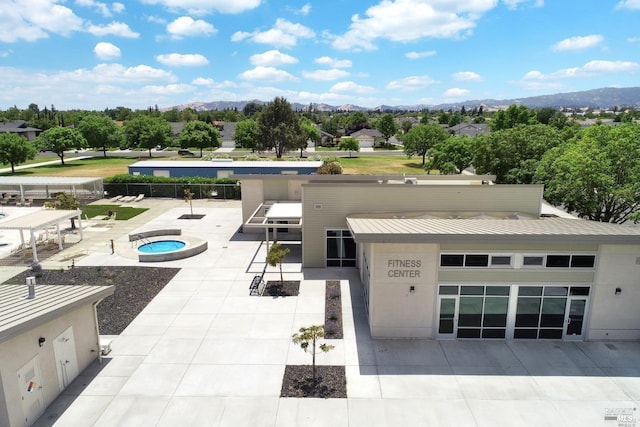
left=33, top=202, right=640, bottom=427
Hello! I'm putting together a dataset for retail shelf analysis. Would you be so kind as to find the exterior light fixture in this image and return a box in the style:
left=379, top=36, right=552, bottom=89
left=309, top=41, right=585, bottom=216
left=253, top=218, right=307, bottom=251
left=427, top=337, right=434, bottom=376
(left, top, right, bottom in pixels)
left=38, top=337, right=46, bottom=347
left=615, top=288, right=622, bottom=295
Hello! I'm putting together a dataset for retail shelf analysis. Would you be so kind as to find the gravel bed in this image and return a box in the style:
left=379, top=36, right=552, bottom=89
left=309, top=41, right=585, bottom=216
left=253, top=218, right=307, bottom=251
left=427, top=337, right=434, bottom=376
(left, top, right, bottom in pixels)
left=280, top=365, right=347, bottom=398
left=4, top=266, right=180, bottom=335
left=263, top=280, right=300, bottom=297
left=324, top=280, right=343, bottom=339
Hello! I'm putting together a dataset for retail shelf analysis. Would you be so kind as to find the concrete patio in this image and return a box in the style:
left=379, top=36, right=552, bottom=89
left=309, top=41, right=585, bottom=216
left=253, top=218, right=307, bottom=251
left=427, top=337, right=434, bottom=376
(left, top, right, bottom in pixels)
left=18, top=199, right=639, bottom=427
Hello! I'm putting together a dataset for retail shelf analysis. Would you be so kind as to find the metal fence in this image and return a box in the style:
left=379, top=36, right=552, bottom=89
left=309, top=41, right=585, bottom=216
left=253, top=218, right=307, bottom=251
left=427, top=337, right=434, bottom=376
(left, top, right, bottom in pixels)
left=104, top=183, right=241, bottom=200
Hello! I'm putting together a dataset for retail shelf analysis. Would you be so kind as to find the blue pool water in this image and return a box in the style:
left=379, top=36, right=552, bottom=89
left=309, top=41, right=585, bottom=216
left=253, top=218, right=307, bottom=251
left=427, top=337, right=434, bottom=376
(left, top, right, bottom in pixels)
left=138, top=240, right=186, bottom=253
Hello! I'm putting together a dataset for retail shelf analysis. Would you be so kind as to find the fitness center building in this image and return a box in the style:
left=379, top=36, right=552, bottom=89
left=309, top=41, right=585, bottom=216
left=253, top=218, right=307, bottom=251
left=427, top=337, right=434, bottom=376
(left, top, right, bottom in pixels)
left=238, top=174, right=640, bottom=341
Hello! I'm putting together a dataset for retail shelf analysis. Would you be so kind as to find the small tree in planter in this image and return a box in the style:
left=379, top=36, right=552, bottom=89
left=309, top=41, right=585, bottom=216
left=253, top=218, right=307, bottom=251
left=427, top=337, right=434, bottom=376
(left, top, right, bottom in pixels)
left=266, top=242, right=290, bottom=285
left=292, top=325, right=334, bottom=383
left=184, top=188, right=194, bottom=216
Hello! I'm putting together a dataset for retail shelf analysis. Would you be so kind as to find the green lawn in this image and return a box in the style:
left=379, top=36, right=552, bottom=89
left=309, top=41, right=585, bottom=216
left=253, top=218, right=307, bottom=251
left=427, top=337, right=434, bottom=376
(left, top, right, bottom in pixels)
left=1, top=157, right=137, bottom=178
left=338, top=155, right=427, bottom=174
left=82, top=204, right=148, bottom=220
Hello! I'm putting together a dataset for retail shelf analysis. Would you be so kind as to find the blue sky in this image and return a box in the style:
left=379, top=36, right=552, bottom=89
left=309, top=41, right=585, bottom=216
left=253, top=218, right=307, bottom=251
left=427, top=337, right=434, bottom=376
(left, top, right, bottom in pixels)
left=1, top=0, right=639, bottom=110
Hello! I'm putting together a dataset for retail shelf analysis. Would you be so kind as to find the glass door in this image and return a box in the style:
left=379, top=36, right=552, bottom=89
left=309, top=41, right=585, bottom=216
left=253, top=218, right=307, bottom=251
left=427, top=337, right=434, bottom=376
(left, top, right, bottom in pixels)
left=436, top=296, right=458, bottom=339
left=564, top=298, right=587, bottom=340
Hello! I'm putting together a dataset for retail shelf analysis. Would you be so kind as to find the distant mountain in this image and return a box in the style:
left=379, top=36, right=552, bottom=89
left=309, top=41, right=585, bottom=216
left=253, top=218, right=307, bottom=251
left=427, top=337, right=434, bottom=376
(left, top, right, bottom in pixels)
left=168, top=86, right=640, bottom=113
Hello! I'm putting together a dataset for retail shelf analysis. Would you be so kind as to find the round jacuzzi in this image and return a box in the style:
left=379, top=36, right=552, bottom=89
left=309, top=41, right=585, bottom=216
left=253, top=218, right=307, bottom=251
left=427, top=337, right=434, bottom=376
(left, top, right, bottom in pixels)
left=138, top=240, right=186, bottom=254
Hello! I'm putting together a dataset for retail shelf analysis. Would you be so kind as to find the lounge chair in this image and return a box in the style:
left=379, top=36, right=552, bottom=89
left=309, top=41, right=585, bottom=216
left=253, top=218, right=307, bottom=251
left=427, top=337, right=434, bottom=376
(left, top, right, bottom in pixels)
left=134, top=194, right=145, bottom=202
left=110, top=195, right=123, bottom=202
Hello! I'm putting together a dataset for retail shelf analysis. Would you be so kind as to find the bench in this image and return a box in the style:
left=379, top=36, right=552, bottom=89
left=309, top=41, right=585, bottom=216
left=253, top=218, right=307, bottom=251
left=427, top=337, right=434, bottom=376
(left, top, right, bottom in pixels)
left=249, top=275, right=265, bottom=296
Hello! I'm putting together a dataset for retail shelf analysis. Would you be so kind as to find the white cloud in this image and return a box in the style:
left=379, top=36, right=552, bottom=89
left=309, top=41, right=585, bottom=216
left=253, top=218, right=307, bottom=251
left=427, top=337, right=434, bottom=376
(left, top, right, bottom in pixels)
left=87, top=21, right=140, bottom=38
left=232, top=18, right=315, bottom=48
left=302, top=69, right=350, bottom=81
left=0, top=50, right=13, bottom=58
left=452, top=71, right=482, bottom=81
left=94, top=42, right=121, bottom=60
left=167, top=16, right=216, bottom=38
left=191, top=77, right=237, bottom=88
left=628, top=37, right=640, bottom=44
left=502, top=0, right=544, bottom=10
left=297, top=3, right=311, bottom=15
left=62, top=63, right=177, bottom=83
left=75, top=0, right=123, bottom=17
left=552, top=35, right=603, bottom=51
left=239, top=66, right=298, bottom=82
left=443, top=88, right=470, bottom=97
left=330, top=81, right=376, bottom=94
left=156, top=53, right=209, bottom=67
left=522, top=60, right=640, bottom=81
left=139, top=84, right=194, bottom=95
left=314, top=56, right=352, bottom=68
left=0, top=0, right=85, bottom=42
left=331, top=0, right=498, bottom=51
left=405, top=50, right=436, bottom=59
left=616, top=0, right=640, bottom=10
left=386, top=75, right=437, bottom=91
left=139, top=0, right=262, bottom=14
left=250, top=50, right=298, bottom=66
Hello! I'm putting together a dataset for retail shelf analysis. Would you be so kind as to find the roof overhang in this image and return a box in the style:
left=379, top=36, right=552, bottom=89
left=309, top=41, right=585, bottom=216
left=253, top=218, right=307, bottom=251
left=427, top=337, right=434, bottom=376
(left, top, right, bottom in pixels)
left=244, top=202, right=302, bottom=229
left=0, top=284, right=114, bottom=344
left=346, top=217, right=640, bottom=245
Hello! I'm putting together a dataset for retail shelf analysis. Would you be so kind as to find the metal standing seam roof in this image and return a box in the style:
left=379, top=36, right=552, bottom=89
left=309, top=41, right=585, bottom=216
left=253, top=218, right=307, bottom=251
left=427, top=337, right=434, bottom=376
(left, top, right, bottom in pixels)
left=129, top=161, right=323, bottom=169
left=346, top=217, right=640, bottom=244
left=0, top=210, right=81, bottom=231
left=265, top=202, right=302, bottom=219
left=0, top=284, right=114, bottom=344
left=0, top=176, right=102, bottom=186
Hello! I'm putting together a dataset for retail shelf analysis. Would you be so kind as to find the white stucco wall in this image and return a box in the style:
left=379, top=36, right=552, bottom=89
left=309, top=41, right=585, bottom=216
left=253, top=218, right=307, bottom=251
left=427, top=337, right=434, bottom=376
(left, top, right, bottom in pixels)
left=588, top=244, right=640, bottom=340
left=0, top=304, right=100, bottom=427
left=368, top=243, right=439, bottom=338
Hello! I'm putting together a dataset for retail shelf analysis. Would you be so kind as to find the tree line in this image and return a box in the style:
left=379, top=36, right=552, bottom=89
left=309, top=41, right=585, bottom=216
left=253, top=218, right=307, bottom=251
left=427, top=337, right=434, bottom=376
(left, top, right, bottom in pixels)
left=1, top=99, right=639, bottom=223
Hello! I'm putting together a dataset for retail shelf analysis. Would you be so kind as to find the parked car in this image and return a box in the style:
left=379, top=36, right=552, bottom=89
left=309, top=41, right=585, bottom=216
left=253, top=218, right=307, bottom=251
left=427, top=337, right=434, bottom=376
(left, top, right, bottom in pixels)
left=178, top=149, right=195, bottom=156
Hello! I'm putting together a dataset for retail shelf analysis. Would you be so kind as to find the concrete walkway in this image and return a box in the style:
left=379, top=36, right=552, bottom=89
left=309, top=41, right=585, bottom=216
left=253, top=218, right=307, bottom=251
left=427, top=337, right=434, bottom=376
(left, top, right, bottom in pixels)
left=25, top=199, right=640, bottom=427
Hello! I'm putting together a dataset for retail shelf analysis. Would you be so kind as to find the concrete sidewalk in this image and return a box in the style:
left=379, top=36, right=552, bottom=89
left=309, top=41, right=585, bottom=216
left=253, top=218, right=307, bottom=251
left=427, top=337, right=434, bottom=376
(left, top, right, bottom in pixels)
left=29, top=200, right=640, bottom=427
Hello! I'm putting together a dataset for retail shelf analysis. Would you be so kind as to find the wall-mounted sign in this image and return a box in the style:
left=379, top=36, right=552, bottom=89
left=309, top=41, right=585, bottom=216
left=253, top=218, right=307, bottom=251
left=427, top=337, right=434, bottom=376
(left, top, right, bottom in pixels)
left=387, top=259, right=422, bottom=278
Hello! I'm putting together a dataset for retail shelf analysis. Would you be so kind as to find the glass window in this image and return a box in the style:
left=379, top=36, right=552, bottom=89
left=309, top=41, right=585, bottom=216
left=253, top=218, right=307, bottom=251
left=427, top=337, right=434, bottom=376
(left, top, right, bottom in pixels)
left=465, top=254, right=489, bottom=267
left=457, top=328, right=481, bottom=338
left=544, top=287, right=568, bottom=296
left=571, top=255, right=595, bottom=268
left=486, top=286, right=510, bottom=296
left=570, top=286, right=590, bottom=296
left=441, top=254, right=464, bottom=267
left=539, top=329, right=563, bottom=339
left=515, top=297, right=541, bottom=327
left=514, top=329, right=538, bottom=339
left=519, top=286, right=542, bottom=296
left=458, top=297, right=483, bottom=327
left=461, top=286, right=484, bottom=295
left=326, top=229, right=356, bottom=267
left=523, top=256, right=544, bottom=266
left=326, top=238, right=339, bottom=259
left=483, top=297, right=508, bottom=327
left=439, top=286, right=459, bottom=295
left=540, top=298, right=567, bottom=327
left=482, top=329, right=506, bottom=339
left=546, top=255, right=570, bottom=268
left=491, top=256, right=512, bottom=266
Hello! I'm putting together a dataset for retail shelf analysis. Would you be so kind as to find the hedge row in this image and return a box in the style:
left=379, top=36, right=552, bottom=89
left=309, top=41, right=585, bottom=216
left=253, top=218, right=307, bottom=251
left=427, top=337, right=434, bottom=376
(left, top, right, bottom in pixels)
left=104, top=174, right=237, bottom=185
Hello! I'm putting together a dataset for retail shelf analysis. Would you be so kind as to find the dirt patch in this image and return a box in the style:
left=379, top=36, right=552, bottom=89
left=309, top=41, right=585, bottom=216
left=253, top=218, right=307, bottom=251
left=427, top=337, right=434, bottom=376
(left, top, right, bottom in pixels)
left=280, top=365, right=346, bottom=398
left=178, top=214, right=206, bottom=219
left=324, top=280, right=343, bottom=339
left=4, top=266, right=180, bottom=335
left=263, top=280, right=300, bottom=297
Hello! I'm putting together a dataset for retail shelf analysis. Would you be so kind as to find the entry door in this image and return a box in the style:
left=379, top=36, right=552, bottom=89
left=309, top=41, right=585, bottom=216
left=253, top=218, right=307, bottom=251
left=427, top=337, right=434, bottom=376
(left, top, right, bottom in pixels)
left=436, top=296, right=458, bottom=339
left=17, top=355, right=45, bottom=426
left=564, top=298, right=587, bottom=340
left=53, top=326, right=79, bottom=391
